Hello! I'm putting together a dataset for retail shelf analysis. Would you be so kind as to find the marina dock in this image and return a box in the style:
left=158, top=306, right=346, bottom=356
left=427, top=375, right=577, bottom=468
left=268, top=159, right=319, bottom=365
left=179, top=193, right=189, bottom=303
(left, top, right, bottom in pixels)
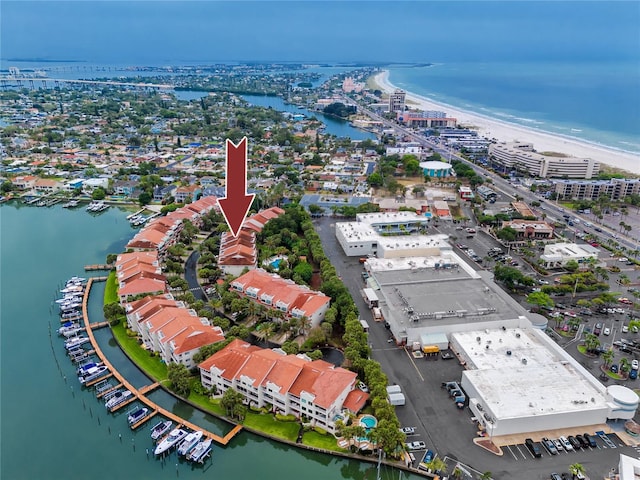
left=84, top=264, right=112, bottom=271
left=81, top=278, right=243, bottom=446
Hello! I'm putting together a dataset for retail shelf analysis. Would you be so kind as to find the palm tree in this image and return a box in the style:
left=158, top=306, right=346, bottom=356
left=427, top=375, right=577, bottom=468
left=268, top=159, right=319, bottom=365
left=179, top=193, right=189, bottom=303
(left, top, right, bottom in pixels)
left=426, top=457, right=447, bottom=475
left=452, top=466, right=463, bottom=479
left=298, top=315, right=311, bottom=336
left=569, top=463, right=586, bottom=479
left=620, top=357, right=631, bottom=373
left=602, top=349, right=614, bottom=368
left=479, top=472, right=493, bottom=480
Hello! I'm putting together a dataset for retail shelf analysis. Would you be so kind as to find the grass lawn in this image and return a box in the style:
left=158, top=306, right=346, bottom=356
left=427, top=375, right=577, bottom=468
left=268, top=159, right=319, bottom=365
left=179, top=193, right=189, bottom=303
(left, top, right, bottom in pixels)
left=243, top=411, right=300, bottom=442
left=187, top=392, right=226, bottom=417
left=111, top=322, right=168, bottom=381
left=577, top=345, right=587, bottom=355
left=103, top=271, right=118, bottom=304
left=302, top=430, right=348, bottom=453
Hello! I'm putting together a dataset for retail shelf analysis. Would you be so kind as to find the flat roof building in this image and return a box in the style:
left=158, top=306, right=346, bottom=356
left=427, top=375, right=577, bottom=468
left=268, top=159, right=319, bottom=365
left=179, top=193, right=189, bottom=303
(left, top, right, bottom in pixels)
left=539, top=242, right=599, bottom=269
left=389, top=89, right=406, bottom=113
left=554, top=178, right=640, bottom=202
left=489, top=141, right=600, bottom=179
left=451, top=327, right=637, bottom=437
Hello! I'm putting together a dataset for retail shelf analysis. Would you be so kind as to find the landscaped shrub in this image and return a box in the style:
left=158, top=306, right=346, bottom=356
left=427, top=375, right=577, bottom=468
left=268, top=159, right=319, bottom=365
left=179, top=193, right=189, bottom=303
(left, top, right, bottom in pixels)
left=313, top=426, right=328, bottom=435
left=275, top=413, right=298, bottom=422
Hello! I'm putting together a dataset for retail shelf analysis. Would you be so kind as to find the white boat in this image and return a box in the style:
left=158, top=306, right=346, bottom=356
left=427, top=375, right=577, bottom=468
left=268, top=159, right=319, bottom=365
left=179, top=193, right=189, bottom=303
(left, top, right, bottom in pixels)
left=58, top=321, right=80, bottom=335
left=150, top=420, right=173, bottom=441
left=127, top=407, right=149, bottom=426
left=60, top=285, right=84, bottom=294
left=187, top=438, right=212, bottom=463
left=79, top=365, right=109, bottom=385
left=154, top=428, right=188, bottom=455
left=77, top=361, right=103, bottom=375
left=56, top=294, right=83, bottom=304
left=104, top=389, right=133, bottom=410
left=60, top=302, right=82, bottom=311
left=65, top=335, right=90, bottom=350
left=177, top=430, right=203, bottom=456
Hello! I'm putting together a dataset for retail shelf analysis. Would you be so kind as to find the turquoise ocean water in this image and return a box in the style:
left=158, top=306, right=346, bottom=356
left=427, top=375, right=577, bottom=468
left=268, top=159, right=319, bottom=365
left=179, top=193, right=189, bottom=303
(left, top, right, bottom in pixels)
left=387, top=61, right=640, bottom=155
left=0, top=203, right=415, bottom=480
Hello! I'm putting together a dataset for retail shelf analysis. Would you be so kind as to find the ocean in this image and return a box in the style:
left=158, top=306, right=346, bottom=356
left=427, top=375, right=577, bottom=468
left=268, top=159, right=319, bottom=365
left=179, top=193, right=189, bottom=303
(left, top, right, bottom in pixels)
left=0, top=202, right=415, bottom=480
left=386, top=61, right=640, bottom=155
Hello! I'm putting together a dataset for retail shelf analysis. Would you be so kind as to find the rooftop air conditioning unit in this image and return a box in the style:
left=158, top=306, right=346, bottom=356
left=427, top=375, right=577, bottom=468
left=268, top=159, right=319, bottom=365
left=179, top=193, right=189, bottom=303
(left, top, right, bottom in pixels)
left=522, top=358, right=527, bottom=364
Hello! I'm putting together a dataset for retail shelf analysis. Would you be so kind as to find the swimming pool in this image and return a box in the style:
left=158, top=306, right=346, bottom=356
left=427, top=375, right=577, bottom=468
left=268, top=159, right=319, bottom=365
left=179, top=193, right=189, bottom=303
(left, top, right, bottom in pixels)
left=359, top=414, right=377, bottom=432
left=270, top=258, right=282, bottom=270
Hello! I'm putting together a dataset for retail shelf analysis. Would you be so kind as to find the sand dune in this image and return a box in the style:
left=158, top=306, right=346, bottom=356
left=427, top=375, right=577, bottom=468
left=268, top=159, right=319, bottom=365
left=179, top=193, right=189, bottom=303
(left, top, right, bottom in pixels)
left=375, top=71, right=640, bottom=175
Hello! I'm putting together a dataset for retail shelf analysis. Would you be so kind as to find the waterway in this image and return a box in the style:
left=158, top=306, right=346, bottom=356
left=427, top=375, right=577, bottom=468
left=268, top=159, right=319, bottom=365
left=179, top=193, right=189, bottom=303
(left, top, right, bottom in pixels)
left=0, top=202, right=417, bottom=480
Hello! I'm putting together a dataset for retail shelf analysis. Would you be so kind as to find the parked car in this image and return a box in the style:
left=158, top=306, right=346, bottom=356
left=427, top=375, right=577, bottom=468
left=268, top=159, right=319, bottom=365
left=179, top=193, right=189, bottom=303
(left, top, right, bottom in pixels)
left=552, top=439, right=564, bottom=452
left=524, top=438, right=542, bottom=458
left=623, top=325, right=629, bottom=333
left=604, top=327, right=611, bottom=336
left=583, top=433, right=597, bottom=448
left=568, top=435, right=581, bottom=450
left=611, top=364, right=619, bottom=373
left=406, top=441, right=426, bottom=451
left=594, top=323, right=602, bottom=335
left=576, top=434, right=589, bottom=449
left=400, top=426, right=416, bottom=435
left=541, top=437, right=557, bottom=455
left=559, top=436, right=573, bottom=451
left=550, top=474, right=563, bottom=480
left=632, top=359, right=638, bottom=370
left=631, top=369, right=638, bottom=380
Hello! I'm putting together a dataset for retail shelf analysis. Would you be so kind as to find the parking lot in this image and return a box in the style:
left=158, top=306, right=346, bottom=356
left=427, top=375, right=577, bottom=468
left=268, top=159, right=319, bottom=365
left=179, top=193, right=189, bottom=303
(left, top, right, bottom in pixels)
left=313, top=215, right=636, bottom=480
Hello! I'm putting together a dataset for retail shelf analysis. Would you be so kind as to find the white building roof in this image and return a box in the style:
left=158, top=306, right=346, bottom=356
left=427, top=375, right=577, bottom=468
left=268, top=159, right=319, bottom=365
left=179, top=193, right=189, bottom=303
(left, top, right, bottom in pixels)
left=455, top=328, right=607, bottom=419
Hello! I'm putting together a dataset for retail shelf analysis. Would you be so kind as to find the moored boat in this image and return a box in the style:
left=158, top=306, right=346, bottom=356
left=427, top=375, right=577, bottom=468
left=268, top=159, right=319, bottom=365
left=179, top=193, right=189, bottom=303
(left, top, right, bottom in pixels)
left=77, top=361, right=104, bottom=376
left=150, top=420, right=173, bottom=441
left=186, top=438, right=212, bottom=463
left=154, top=428, right=188, bottom=455
left=104, top=389, right=133, bottom=410
left=65, top=335, right=90, bottom=350
left=78, top=365, right=109, bottom=385
left=127, top=407, right=149, bottom=426
left=177, top=430, right=203, bottom=456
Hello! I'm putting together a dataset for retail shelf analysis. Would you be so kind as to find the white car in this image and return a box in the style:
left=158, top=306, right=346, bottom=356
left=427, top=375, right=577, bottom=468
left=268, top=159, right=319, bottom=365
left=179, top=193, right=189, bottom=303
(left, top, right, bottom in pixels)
left=552, top=439, right=564, bottom=452
left=400, top=426, right=416, bottom=435
left=405, top=441, right=426, bottom=451
left=559, top=436, right=573, bottom=452
left=604, top=328, right=611, bottom=336
left=633, top=360, right=639, bottom=370
left=623, top=325, right=629, bottom=333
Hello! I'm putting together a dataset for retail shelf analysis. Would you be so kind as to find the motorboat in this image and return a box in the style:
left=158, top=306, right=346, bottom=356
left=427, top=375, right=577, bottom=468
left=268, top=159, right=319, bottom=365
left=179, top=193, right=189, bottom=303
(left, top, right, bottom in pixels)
left=65, top=335, right=90, bottom=350
left=187, top=438, right=212, bottom=463
left=127, top=407, right=149, bottom=426
left=154, top=428, right=188, bottom=455
left=177, top=430, right=203, bottom=456
left=77, top=361, right=103, bottom=375
left=150, top=420, right=173, bottom=441
left=78, top=365, right=109, bottom=385
left=58, top=321, right=80, bottom=335
left=104, top=389, right=133, bottom=410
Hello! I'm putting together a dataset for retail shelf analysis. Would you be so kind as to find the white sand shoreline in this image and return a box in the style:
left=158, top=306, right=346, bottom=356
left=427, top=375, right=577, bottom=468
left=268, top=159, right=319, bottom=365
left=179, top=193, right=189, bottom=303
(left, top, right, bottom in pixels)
left=374, top=70, right=640, bottom=175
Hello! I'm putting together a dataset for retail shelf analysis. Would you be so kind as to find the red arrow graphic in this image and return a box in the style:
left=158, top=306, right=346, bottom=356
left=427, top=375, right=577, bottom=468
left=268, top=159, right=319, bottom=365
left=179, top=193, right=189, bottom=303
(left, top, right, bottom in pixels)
left=219, top=137, right=255, bottom=237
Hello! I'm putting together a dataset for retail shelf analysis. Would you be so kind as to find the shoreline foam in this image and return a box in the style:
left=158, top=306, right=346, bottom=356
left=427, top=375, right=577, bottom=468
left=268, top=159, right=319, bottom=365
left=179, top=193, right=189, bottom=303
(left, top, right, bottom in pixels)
left=375, top=70, right=640, bottom=175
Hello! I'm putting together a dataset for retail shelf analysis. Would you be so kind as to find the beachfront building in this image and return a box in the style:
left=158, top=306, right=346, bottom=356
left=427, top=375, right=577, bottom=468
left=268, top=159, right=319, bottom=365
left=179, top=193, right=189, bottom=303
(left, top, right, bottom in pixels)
left=230, top=269, right=331, bottom=328
left=553, top=178, right=640, bottom=202
left=420, top=161, right=453, bottom=178
left=396, top=110, right=457, bottom=129
left=488, top=141, right=600, bottom=179
left=198, top=339, right=366, bottom=434
left=389, top=89, right=406, bottom=113
left=459, top=186, right=474, bottom=201
left=500, top=219, right=555, bottom=245
left=539, top=242, right=599, bottom=269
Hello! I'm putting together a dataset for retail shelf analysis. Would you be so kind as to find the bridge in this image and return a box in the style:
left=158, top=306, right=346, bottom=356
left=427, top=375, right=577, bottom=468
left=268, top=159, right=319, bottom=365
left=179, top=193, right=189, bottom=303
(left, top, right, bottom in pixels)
left=0, top=77, right=173, bottom=90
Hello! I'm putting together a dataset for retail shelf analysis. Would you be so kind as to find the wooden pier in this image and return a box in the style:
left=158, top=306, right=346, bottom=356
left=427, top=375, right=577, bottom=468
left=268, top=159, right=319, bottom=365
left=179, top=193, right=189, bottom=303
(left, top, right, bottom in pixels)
left=81, top=278, right=243, bottom=446
left=96, top=383, right=123, bottom=399
left=89, top=321, right=110, bottom=330
left=85, top=372, right=113, bottom=387
left=109, top=394, right=137, bottom=412
left=84, top=264, right=112, bottom=271
left=138, top=382, right=160, bottom=395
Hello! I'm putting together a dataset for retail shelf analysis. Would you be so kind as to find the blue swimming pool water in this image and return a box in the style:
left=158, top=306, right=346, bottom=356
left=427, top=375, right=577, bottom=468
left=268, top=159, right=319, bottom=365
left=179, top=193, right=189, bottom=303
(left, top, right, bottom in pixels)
left=360, top=415, right=377, bottom=430
left=270, top=258, right=282, bottom=270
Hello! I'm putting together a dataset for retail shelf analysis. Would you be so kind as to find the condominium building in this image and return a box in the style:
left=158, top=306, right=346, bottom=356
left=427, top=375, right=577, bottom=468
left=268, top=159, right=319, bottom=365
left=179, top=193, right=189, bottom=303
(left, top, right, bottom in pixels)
left=396, top=110, right=457, bottom=128
left=199, top=339, right=367, bottom=434
left=488, top=142, right=599, bottom=179
left=554, top=178, right=640, bottom=201
left=389, top=89, right=406, bottom=113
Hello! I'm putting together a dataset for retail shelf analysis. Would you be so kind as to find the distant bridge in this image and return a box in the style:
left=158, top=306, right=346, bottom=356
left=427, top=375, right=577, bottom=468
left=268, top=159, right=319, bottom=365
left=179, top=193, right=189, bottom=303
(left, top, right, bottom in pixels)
left=0, top=77, right=173, bottom=90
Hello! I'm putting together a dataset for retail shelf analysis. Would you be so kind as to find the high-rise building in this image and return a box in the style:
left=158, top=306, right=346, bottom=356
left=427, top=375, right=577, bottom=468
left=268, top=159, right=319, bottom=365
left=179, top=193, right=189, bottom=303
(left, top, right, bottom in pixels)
left=389, top=89, right=406, bottom=113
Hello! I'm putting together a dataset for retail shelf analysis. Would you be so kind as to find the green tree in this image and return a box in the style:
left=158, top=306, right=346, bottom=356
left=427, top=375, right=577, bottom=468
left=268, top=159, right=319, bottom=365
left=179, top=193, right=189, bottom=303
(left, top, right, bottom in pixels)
left=367, top=172, right=383, bottom=188
left=167, top=363, right=191, bottom=397
left=293, top=261, right=313, bottom=284
left=138, top=191, right=152, bottom=206
left=525, top=291, right=554, bottom=311
left=601, top=349, right=614, bottom=368
left=221, top=387, right=245, bottom=419
left=569, top=463, right=585, bottom=479
left=91, top=187, right=106, bottom=200
left=496, top=226, right=517, bottom=242
left=565, top=259, right=580, bottom=272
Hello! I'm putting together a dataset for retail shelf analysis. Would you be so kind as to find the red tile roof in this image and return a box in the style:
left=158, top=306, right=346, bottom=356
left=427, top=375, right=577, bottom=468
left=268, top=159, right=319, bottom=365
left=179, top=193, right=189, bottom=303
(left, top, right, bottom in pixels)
left=342, top=389, right=370, bottom=413
left=199, top=339, right=260, bottom=380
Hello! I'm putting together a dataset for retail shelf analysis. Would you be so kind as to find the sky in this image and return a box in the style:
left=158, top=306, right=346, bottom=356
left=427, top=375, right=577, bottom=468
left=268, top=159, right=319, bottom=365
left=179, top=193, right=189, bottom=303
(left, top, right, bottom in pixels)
left=1, top=1, right=639, bottom=64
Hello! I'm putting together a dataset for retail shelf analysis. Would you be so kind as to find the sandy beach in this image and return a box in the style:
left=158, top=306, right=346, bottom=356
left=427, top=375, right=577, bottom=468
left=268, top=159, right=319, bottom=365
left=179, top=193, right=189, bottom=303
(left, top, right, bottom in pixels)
left=374, top=71, right=640, bottom=175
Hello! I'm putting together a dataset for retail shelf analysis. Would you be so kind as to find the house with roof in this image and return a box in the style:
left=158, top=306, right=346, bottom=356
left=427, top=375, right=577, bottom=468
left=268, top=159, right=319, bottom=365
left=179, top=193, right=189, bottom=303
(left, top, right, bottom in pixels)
left=199, top=339, right=365, bottom=433
left=153, top=184, right=177, bottom=202
left=175, top=184, right=201, bottom=203
left=11, top=175, right=37, bottom=190
left=230, top=269, right=331, bottom=328
left=34, top=178, right=62, bottom=194
left=113, top=179, right=139, bottom=198
left=115, top=251, right=167, bottom=302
